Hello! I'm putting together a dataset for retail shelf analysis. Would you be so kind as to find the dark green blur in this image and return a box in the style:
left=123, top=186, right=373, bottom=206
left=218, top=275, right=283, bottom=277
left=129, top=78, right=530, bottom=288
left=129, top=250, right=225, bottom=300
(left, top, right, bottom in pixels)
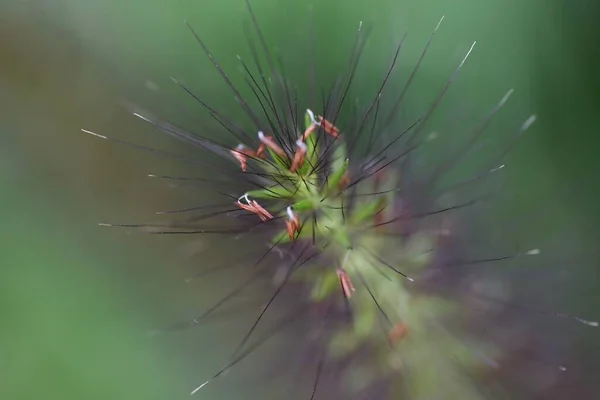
left=2, top=0, right=599, bottom=399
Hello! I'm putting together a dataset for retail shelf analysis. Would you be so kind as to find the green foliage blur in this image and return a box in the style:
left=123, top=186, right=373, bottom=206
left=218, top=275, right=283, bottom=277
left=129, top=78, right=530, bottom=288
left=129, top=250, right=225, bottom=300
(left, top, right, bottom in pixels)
left=2, top=0, right=599, bottom=399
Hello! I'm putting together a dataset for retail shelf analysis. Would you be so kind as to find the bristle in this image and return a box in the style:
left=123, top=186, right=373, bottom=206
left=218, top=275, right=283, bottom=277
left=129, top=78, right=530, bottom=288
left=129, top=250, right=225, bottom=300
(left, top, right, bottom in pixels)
left=379, top=15, right=446, bottom=133
left=189, top=303, right=308, bottom=395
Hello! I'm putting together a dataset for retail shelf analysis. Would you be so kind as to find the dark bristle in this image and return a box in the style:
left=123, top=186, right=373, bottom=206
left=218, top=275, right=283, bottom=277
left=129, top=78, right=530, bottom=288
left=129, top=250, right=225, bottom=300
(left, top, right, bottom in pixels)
left=164, top=254, right=275, bottom=333
left=169, top=77, right=254, bottom=144
left=190, top=303, right=308, bottom=395
left=379, top=16, right=445, bottom=133
left=80, top=128, right=220, bottom=168
left=427, top=88, right=514, bottom=187
left=309, top=356, right=324, bottom=400
left=348, top=32, right=407, bottom=157
left=403, top=41, right=477, bottom=149
left=229, top=246, right=315, bottom=361
left=186, top=21, right=265, bottom=134
left=355, top=268, right=392, bottom=326
left=362, top=247, right=413, bottom=282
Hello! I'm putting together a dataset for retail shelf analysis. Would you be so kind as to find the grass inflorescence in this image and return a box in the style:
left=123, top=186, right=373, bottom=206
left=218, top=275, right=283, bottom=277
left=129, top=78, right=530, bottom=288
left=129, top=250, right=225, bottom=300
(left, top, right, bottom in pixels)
left=83, top=1, right=598, bottom=399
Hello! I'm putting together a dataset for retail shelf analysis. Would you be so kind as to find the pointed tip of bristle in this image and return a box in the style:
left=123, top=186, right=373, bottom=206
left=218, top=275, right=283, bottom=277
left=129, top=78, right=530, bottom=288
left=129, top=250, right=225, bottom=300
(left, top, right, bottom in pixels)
left=81, top=129, right=107, bottom=139
left=501, top=89, right=515, bottom=104
left=579, top=319, right=599, bottom=327
left=467, top=41, right=477, bottom=56
left=98, top=223, right=111, bottom=227
left=133, top=112, right=151, bottom=123
left=190, top=380, right=210, bottom=395
left=436, top=15, right=446, bottom=30
left=522, top=114, right=537, bottom=130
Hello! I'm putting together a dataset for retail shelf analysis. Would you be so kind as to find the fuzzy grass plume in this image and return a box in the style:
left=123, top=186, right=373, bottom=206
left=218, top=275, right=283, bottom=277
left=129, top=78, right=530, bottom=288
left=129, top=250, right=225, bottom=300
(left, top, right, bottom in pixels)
left=83, top=1, right=598, bottom=399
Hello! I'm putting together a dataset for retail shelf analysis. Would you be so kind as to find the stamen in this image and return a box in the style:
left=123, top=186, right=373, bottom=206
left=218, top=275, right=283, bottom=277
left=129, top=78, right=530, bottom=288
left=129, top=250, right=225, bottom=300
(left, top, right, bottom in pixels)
left=337, top=268, right=355, bottom=299
left=318, top=116, right=340, bottom=138
left=256, top=143, right=266, bottom=157
left=290, top=139, right=308, bottom=172
left=235, top=194, right=274, bottom=222
left=302, top=123, right=317, bottom=141
left=303, top=109, right=320, bottom=141
left=258, top=131, right=286, bottom=157
left=236, top=200, right=255, bottom=214
left=285, top=206, right=301, bottom=240
left=250, top=198, right=274, bottom=221
left=388, top=322, right=409, bottom=345
left=231, top=145, right=249, bottom=171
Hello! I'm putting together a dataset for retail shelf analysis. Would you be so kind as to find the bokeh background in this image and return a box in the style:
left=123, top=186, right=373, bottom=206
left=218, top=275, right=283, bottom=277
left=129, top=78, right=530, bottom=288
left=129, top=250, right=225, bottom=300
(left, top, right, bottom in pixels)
left=2, top=0, right=600, bottom=399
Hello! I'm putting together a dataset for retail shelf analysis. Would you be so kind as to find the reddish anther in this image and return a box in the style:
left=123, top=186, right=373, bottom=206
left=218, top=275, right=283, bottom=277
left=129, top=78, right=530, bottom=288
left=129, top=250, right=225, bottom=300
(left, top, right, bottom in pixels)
left=236, top=194, right=274, bottom=222
left=301, top=123, right=317, bottom=141
left=250, top=199, right=274, bottom=221
left=290, top=140, right=308, bottom=173
left=306, top=109, right=340, bottom=139
left=318, top=116, right=340, bottom=138
left=337, top=268, right=355, bottom=299
left=338, top=171, right=350, bottom=190
left=231, top=144, right=261, bottom=171
left=231, top=145, right=250, bottom=171
left=254, top=143, right=268, bottom=159
left=388, top=322, right=409, bottom=345
left=256, top=143, right=266, bottom=157
left=285, top=206, right=301, bottom=240
left=258, top=131, right=286, bottom=157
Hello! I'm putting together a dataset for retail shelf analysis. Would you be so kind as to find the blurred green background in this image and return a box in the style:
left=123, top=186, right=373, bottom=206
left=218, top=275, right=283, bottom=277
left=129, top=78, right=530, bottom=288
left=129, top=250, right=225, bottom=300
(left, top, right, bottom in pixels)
left=2, top=0, right=599, bottom=399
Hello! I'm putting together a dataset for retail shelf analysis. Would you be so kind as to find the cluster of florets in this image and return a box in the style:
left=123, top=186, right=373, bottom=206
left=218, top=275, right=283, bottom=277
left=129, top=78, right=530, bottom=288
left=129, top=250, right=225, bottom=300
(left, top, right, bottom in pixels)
left=225, top=108, right=412, bottom=350
left=230, top=109, right=345, bottom=240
